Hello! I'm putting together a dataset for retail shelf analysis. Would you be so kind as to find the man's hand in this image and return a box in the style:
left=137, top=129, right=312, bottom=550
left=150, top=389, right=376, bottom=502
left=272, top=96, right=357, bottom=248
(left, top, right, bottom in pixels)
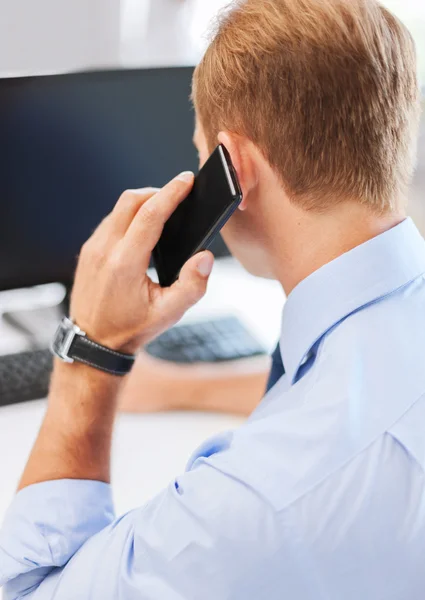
left=71, top=172, right=214, bottom=354
left=17, top=172, right=214, bottom=490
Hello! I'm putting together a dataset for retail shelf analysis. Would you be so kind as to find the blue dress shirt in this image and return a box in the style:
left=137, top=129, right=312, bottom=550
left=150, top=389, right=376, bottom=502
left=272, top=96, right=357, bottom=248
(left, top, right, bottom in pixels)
left=1, top=217, right=425, bottom=599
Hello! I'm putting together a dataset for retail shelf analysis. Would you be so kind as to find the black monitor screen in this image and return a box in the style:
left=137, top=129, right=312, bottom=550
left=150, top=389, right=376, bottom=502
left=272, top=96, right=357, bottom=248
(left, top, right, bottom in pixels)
left=0, top=67, right=228, bottom=292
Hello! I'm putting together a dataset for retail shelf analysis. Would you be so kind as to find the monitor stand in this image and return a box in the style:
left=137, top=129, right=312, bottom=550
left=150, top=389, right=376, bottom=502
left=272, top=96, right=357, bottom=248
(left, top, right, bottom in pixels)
left=0, top=283, right=68, bottom=355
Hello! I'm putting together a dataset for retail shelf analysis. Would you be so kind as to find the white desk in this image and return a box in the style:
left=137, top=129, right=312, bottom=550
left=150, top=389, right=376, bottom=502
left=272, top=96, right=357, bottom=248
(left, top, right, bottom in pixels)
left=0, top=258, right=284, bottom=519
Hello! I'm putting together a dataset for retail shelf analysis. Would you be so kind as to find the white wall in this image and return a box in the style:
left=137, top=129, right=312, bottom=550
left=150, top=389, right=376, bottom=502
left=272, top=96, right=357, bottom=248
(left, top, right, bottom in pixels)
left=120, top=0, right=230, bottom=66
left=0, top=0, right=230, bottom=76
left=0, top=0, right=121, bottom=76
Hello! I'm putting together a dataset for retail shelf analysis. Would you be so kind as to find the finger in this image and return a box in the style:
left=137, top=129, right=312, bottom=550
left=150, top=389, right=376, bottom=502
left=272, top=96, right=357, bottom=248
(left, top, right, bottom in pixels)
left=84, top=188, right=160, bottom=254
left=110, top=187, right=160, bottom=235
left=156, top=251, right=214, bottom=321
left=122, top=172, right=194, bottom=269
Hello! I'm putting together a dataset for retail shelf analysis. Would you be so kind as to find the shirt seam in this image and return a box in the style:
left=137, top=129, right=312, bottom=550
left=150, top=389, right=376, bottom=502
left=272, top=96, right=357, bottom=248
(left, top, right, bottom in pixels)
left=386, top=397, right=425, bottom=475
left=190, top=457, right=279, bottom=515
left=386, top=431, right=425, bottom=475
left=277, top=388, right=425, bottom=514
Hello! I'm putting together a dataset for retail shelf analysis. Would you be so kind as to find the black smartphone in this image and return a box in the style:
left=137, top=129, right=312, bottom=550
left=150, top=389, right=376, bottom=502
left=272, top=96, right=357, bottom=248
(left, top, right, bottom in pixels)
left=153, top=144, right=243, bottom=287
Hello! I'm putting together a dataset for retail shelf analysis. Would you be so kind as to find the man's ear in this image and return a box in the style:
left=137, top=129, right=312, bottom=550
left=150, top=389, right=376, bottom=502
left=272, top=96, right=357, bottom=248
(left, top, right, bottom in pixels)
left=217, top=131, right=257, bottom=211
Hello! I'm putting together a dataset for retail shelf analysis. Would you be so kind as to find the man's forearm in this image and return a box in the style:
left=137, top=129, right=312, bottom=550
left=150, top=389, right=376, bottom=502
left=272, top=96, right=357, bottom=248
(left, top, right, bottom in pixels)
left=18, top=361, right=122, bottom=490
left=119, top=354, right=270, bottom=416
left=195, top=361, right=269, bottom=415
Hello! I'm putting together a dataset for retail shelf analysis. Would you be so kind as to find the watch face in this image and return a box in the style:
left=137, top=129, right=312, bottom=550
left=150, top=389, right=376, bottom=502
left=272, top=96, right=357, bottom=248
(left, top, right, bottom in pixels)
left=54, top=324, right=68, bottom=349
left=51, top=319, right=75, bottom=362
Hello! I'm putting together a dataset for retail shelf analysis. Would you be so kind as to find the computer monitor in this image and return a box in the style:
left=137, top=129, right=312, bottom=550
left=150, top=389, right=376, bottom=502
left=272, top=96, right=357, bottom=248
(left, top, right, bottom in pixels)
left=0, top=67, right=229, bottom=292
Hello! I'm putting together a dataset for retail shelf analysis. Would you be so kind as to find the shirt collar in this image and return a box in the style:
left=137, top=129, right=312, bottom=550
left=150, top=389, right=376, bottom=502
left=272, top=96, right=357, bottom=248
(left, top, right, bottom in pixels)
left=280, top=217, right=425, bottom=384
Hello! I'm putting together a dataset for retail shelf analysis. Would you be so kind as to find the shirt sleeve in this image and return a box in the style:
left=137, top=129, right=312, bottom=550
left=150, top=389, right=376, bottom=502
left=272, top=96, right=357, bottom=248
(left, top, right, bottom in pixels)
left=0, top=456, right=280, bottom=600
left=0, top=479, right=114, bottom=598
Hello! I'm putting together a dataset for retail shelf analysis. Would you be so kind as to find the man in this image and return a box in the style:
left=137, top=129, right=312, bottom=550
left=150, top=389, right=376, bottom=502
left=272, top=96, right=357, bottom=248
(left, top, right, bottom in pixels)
left=1, top=0, right=424, bottom=597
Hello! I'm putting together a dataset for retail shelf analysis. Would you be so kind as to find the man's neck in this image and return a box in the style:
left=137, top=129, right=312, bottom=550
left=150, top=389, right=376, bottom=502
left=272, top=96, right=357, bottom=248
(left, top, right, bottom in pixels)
left=269, top=200, right=406, bottom=296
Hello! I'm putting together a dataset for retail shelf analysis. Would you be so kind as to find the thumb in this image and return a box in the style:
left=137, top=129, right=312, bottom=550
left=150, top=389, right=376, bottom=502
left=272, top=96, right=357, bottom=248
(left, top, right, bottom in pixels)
left=161, top=251, right=214, bottom=318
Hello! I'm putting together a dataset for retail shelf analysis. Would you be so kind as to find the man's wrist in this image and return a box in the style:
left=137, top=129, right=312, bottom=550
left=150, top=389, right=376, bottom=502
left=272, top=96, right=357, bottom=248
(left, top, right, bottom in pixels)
left=51, top=357, right=124, bottom=390
left=51, top=317, right=137, bottom=376
left=46, top=359, right=123, bottom=436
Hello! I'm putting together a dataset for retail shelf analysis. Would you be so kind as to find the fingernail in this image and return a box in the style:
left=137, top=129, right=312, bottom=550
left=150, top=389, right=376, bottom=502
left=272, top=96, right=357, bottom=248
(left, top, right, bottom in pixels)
left=176, top=171, right=194, bottom=183
left=197, top=254, right=214, bottom=277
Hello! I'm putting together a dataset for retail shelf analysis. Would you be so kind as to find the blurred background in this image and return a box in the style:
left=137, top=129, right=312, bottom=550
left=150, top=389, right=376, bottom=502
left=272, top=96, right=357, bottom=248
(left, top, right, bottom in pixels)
left=0, top=0, right=423, bottom=230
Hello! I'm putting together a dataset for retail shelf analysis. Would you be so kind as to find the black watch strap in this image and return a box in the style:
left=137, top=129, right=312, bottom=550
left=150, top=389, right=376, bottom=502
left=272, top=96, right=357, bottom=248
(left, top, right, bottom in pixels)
left=51, top=317, right=136, bottom=376
left=69, top=335, right=135, bottom=376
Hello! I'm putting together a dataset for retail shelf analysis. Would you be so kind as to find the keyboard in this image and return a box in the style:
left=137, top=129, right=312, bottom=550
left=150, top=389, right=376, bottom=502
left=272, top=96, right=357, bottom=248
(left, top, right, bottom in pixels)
left=0, top=348, right=53, bottom=407
left=145, top=316, right=265, bottom=363
left=0, top=317, right=266, bottom=407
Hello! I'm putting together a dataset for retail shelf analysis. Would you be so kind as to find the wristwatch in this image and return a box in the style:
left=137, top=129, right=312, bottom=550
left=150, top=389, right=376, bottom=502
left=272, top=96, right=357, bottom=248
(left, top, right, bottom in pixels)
left=51, top=317, right=136, bottom=376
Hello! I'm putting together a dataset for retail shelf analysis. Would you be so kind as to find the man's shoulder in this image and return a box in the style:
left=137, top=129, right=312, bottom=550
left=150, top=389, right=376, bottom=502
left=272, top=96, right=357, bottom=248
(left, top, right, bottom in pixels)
left=201, top=394, right=425, bottom=516
left=202, top=279, right=425, bottom=510
left=317, top=276, right=425, bottom=420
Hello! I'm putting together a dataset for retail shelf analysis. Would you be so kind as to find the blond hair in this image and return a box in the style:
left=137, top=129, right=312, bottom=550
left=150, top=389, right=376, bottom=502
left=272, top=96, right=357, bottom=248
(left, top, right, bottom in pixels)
left=193, top=0, right=421, bottom=212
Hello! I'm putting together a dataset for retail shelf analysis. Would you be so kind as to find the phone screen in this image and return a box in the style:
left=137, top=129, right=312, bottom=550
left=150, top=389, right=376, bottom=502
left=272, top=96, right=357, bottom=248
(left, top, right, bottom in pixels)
left=153, top=145, right=242, bottom=287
